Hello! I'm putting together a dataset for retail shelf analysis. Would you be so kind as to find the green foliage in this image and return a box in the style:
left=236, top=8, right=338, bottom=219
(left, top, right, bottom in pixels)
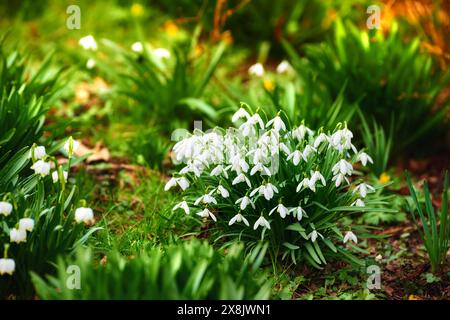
left=32, top=239, right=272, bottom=299
left=406, top=171, right=449, bottom=273
left=359, top=112, right=392, bottom=177
left=91, top=34, right=226, bottom=132
left=300, top=19, right=450, bottom=153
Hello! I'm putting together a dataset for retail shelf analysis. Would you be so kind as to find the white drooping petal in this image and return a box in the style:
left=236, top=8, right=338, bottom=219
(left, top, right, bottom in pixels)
left=0, top=258, right=15, bottom=275
left=248, top=63, right=264, bottom=77
left=0, top=202, right=13, bottom=216
left=31, top=160, right=51, bottom=177
left=52, top=171, right=68, bottom=184
left=307, top=230, right=323, bottom=242
left=287, top=150, right=302, bottom=166
left=235, top=196, right=254, bottom=210
left=229, top=213, right=249, bottom=227
left=351, top=199, right=365, bottom=207
left=253, top=216, right=270, bottom=230
left=173, top=201, right=190, bottom=215
left=357, top=152, right=373, bottom=166
left=10, top=228, right=27, bottom=243
left=343, top=231, right=358, bottom=244
left=153, top=48, right=171, bottom=59
left=131, top=41, right=144, bottom=53
left=266, top=116, right=286, bottom=132
left=79, top=35, right=98, bottom=50
left=217, top=185, right=230, bottom=198
left=75, top=207, right=95, bottom=225
left=276, top=60, right=293, bottom=74
left=19, top=218, right=35, bottom=232
left=30, top=146, right=46, bottom=160
left=232, top=108, right=251, bottom=123
left=196, top=208, right=217, bottom=222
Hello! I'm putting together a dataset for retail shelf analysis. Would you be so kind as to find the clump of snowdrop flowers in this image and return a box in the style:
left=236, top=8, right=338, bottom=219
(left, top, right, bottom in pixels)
left=166, top=105, right=379, bottom=266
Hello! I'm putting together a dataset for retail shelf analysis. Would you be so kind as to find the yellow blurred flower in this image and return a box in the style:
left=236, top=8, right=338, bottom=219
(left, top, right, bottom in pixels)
left=408, top=294, right=422, bottom=300
left=221, top=31, right=233, bottom=45
left=164, top=21, right=179, bottom=37
left=263, top=79, right=275, bottom=92
left=131, top=3, right=144, bottom=17
left=194, top=44, right=203, bottom=57
left=379, top=172, right=391, bottom=184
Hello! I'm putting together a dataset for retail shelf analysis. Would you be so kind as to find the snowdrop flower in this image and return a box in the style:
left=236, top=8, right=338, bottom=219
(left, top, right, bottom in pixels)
left=153, top=48, right=171, bottom=59
left=164, top=177, right=190, bottom=191
left=86, top=58, right=96, bottom=69
left=351, top=199, right=365, bottom=207
left=276, top=60, right=293, bottom=74
left=30, top=146, right=46, bottom=160
left=217, top=185, right=230, bottom=198
left=63, top=138, right=80, bottom=156
left=266, top=116, right=286, bottom=132
left=330, top=128, right=355, bottom=153
left=232, top=108, right=250, bottom=123
left=228, top=213, right=249, bottom=226
left=343, top=231, right=358, bottom=244
left=248, top=63, right=264, bottom=77
left=279, top=142, right=291, bottom=155
left=52, top=171, right=68, bottom=184
left=302, top=145, right=316, bottom=161
left=31, top=160, right=51, bottom=177
left=297, top=172, right=324, bottom=192
left=172, top=201, right=190, bottom=215
left=332, top=173, right=348, bottom=187
left=269, top=203, right=289, bottom=218
left=235, top=196, right=255, bottom=210
left=296, top=178, right=311, bottom=192
left=79, top=35, right=97, bottom=50
left=292, top=125, right=312, bottom=141
left=248, top=114, right=265, bottom=129
left=307, top=229, right=324, bottom=242
left=287, top=150, right=302, bottom=165
left=210, top=165, right=229, bottom=179
left=196, top=208, right=217, bottom=222
left=232, top=173, right=251, bottom=187
left=250, top=163, right=271, bottom=176
left=0, top=202, right=13, bottom=216
left=194, top=194, right=217, bottom=206
left=131, top=41, right=144, bottom=53
left=332, top=159, right=353, bottom=176
left=250, top=183, right=278, bottom=200
left=311, top=171, right=326, bottom=187
left=353, top=183, right=375, bottom=198
left=253, top=216, right=271, bottom=230
left=10, top=228, right=27, bottom=243
left=75, top=207, right=95, bottom=225
left=289, top=206, right=306, bottom=221
left=0, top=258, right=15, bottom=275
left=229, top=155, right=249, bottom=173
left=357, top=152, right=374, bottom=166
left=313, top=133, right=329, bottom=149
left=19, top=218, right=34, bottom=232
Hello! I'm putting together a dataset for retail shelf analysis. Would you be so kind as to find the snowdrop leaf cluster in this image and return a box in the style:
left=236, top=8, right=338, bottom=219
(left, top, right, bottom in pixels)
left=167, top=107, right=378, bottom=266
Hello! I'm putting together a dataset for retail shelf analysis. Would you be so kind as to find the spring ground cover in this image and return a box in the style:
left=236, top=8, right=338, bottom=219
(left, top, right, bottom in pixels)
left=0, top=0, right=449, bottom=301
